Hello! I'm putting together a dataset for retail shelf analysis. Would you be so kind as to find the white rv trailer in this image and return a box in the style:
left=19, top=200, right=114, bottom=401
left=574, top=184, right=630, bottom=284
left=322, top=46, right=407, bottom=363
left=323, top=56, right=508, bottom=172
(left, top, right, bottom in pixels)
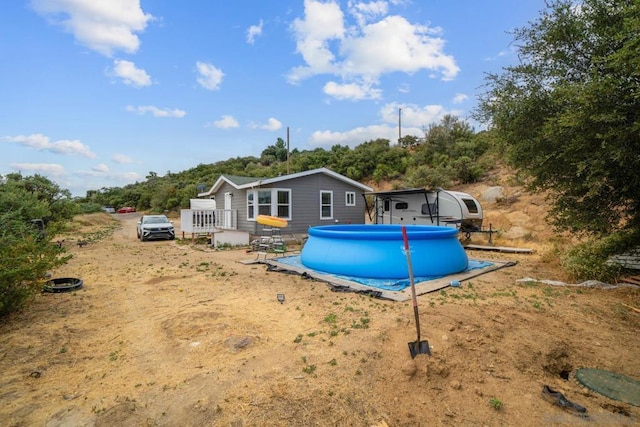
left=364, top=188, right=483, bottom=231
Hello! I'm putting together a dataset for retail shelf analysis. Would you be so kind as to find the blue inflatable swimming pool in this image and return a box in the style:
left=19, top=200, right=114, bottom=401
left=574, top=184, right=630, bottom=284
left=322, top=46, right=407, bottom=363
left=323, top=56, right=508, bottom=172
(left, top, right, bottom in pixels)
left=301, top=224, right=468, bottom=279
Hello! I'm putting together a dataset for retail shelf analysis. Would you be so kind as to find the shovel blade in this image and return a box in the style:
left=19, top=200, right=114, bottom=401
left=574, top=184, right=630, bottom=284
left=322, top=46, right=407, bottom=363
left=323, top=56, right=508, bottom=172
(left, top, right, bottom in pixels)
left=408, top=340, right=431, bottom=358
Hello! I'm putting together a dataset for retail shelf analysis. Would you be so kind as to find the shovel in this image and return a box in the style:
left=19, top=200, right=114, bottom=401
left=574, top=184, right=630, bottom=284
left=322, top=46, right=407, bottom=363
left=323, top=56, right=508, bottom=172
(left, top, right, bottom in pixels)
left=401, top=225, right=431, bottom=358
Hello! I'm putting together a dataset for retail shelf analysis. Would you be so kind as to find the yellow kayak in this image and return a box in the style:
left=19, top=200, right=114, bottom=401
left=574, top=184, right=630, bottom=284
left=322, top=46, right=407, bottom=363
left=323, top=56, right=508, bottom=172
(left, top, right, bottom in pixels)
left=257, top=215, right=288, bottom=228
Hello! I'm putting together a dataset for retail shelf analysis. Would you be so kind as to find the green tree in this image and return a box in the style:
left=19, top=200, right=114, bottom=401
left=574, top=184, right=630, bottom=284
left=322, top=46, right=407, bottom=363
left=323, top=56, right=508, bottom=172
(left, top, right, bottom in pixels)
left=0, top=174, right=73, bottom=316
left=339, top=139, right=394, bottom=181
left=476, top=0, right=640, bottom=236
left=398, top=135, right=420, bottom=149
left=261, top=137, right=288, bottom=165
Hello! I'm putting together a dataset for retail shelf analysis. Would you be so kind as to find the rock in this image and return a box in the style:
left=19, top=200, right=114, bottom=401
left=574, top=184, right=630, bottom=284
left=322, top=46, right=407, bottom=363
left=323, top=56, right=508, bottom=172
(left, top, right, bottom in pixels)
left=480, top=186, right=504, bottom=203
left=503, top=226, right=528, bottom=239
left=450, top=380, right=462, bottom=390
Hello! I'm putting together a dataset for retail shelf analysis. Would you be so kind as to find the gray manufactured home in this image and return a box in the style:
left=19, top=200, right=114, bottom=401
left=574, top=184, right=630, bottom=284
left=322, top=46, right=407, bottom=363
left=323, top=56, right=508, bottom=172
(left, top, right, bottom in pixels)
left=189, top=168, right=373, bottom=242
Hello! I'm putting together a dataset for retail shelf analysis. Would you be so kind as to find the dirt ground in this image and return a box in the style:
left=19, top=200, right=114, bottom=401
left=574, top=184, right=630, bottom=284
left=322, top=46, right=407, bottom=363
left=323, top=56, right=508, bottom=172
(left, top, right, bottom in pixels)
left=1, top=187, right=639, bottom=426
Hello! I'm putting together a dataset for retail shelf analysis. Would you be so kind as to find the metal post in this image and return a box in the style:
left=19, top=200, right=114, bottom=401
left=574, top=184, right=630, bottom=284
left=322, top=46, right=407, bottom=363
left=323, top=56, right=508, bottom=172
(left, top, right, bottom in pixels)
left=398, top=107, right=402, bottom=143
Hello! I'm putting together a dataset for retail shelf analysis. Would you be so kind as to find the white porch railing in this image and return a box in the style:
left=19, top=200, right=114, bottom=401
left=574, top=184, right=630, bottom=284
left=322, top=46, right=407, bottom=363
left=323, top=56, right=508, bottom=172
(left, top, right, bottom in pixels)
left=180, top=209, right=237, bottom=233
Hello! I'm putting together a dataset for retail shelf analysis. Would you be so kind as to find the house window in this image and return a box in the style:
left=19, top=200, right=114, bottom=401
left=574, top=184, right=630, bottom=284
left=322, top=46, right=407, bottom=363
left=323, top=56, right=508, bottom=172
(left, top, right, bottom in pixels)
left=257, top=190, right=272, bottom=216
left=247, top=189, right=291, bottom=220
left=345, top=191, right=356, bottom=206
left=277, top=190, right=290, bottom=217
left=320, top=190, right=333, bottom=219
left=247, top=192, right=255, bottom=220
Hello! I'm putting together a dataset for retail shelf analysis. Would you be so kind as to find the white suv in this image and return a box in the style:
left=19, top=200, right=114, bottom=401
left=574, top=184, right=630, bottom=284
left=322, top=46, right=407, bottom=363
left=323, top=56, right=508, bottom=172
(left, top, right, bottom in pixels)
left=137, top=215, right=175, bottom=241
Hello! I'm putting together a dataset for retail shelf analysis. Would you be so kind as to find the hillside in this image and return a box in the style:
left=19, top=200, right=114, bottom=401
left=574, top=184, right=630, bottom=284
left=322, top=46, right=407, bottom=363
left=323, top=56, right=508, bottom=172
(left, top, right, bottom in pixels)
left=1, top=172, right=639, bottom=426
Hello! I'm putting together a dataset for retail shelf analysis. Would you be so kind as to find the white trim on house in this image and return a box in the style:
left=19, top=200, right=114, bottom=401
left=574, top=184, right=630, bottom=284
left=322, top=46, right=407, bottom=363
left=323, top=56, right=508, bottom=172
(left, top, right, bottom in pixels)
left=198, top=167, right=373, bottom=197
left=246, top=188, right=292, bottom=221
left=345, top=191, right=356, bottom=206
left=320, top=190, right=333, bottom=220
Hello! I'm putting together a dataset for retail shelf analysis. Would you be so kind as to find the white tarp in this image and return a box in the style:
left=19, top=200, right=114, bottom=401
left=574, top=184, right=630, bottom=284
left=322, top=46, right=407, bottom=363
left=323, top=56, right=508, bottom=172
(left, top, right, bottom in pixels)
left=190, top=199, right=216, bottom=210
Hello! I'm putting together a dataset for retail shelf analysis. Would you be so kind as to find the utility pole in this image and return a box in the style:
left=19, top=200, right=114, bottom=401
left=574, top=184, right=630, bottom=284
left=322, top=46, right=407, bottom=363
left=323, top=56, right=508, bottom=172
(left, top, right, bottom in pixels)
left=398, top=107, right=402, bottom=144
left=286, top=127, right=290, bottom=174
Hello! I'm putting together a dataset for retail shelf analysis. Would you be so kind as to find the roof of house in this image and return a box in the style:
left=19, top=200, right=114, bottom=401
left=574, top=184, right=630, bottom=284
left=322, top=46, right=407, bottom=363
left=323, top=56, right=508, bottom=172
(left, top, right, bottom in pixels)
left=198, top=167, right=373, bottom=197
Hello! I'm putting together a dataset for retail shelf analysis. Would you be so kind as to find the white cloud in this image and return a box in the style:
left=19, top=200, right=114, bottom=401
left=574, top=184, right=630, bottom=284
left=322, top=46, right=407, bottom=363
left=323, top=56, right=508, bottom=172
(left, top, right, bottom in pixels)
left=126, top=105, right=186, bottom=118
left=484, top=49, right=510, bottom=61
left=246, top=20, right=263, bottom=44
left=260, top=117, right=282, bottom=131
left=196, top=61, right=224, bottom=90
left=92, top=163, right=109, bottom=173
left=9, top=162, right=66, bottom=176
left=397, top=82, right=410, bottom=93
left=249, top=117, right=283, bottom=131
left=212, top=115, right=239, bottom=129
left=289, top=0, right=345, bottom=83
left=452, top=93, right=468, bottom=104
left=289, top=0, right=459, bottom=100
left=309, top=124, right=400, bottom=148
left=31, top=0, right=153, bottom=57
left=347, top=0, right=388, bottom=26
left=323, top=80, right=382, bottom=100
left=340, top=16, right=458, bottom=79
left=2, top=133, right=96, bottom=158
left=381, top=102, right=463, bottom=128
left=76, top=169, right=140, bottom=182
left=112, top=153, right=133, bottom=164
left=308, top=101, right=464, bottom=148
left=110, top=59, right=152, bottom=87
left=117, top=171, right=140, bottom=181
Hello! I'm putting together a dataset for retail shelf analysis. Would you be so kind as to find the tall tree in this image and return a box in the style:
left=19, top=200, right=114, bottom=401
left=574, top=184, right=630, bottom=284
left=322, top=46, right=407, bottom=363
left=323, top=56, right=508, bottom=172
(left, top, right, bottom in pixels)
left=476, top=0, right=640, bottom=235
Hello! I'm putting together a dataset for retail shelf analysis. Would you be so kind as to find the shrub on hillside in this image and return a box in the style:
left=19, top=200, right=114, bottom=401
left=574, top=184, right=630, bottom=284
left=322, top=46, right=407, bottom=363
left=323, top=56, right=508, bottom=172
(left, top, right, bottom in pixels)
left=561, top=231, right=638, bottom=283
left=0, top=173, right=75, bottom=317
left=0, top=215, right=71, bottom=316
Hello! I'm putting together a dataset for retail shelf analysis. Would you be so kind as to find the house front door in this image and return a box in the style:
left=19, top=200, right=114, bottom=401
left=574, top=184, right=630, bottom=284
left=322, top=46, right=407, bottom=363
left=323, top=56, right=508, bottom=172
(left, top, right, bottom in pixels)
left=224, top=192, right=232, bottom=228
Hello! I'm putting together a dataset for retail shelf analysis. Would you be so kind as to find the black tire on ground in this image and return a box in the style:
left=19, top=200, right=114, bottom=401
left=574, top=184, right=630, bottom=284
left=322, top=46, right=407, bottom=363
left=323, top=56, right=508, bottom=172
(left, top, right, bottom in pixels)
left=43, top=278, right=83, bottom=293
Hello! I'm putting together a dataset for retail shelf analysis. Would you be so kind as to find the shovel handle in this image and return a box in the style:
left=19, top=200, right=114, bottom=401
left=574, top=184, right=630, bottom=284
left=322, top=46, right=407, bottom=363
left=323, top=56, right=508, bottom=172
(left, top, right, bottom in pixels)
left=401, top=225, right=410, bottom=250
left=401, top=226, right=421, bottom=325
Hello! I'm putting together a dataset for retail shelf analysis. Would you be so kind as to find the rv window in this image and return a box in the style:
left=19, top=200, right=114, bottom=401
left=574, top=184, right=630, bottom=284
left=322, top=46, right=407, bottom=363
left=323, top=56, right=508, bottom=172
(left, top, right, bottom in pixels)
left=462, top=199, right=479, bottom=213
left=421, top=203, right=437, bottom=215
left=395, top=202, right=408, bottom=210
left=383, top=200, right=390, bottom=211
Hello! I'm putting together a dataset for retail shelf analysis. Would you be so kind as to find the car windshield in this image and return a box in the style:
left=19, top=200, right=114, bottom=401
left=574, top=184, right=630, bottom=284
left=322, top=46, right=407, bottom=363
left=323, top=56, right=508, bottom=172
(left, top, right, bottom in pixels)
left=143, top=216, right=169, bottom=224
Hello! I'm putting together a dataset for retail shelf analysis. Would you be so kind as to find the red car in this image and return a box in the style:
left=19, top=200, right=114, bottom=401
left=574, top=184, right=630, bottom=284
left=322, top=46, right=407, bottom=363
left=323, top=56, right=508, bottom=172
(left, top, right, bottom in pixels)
left=117, top=206, right=136, bottom=214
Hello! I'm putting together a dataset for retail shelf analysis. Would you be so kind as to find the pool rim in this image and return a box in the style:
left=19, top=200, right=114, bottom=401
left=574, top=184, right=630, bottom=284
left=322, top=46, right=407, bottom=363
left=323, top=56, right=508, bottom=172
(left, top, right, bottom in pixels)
left=306, top=224, right=458, bottom=241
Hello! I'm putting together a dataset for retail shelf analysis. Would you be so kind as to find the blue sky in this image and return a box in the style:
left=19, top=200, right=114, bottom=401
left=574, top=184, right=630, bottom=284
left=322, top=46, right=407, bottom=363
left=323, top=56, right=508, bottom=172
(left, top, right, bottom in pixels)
left=1, top=0, right=546, bottom=196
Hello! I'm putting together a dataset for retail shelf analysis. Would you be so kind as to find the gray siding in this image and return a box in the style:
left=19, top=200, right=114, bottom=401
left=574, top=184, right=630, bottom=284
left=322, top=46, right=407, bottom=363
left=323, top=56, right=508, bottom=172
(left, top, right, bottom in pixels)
left=212, top=181, right=252, bottom=232
left=259, top=173, right=367, bottom=234
left=212, top=172, right=368, bottom=235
